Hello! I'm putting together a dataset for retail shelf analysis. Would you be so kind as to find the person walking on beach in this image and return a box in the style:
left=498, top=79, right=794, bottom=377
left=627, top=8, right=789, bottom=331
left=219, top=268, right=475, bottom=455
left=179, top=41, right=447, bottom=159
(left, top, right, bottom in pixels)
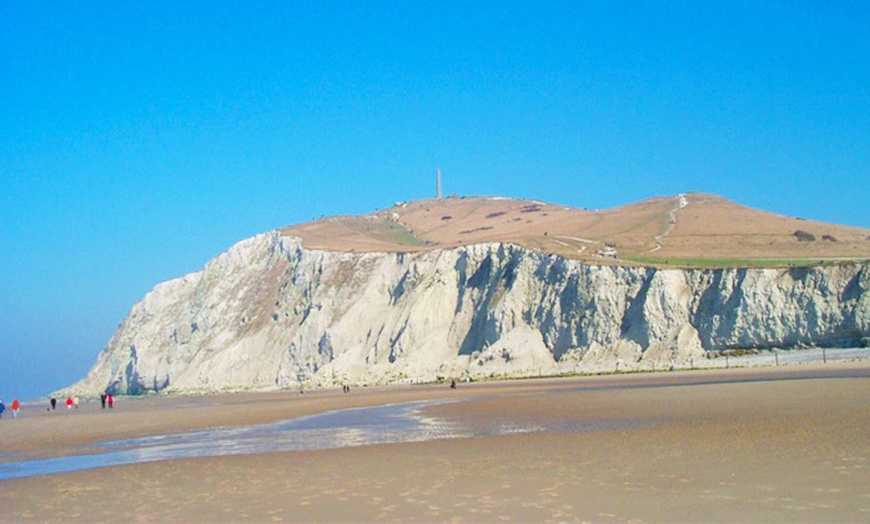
left=11, top=399, right=20, bottom=418
left=100, top=392, right=107, bottom=409
left=73, top=396, right=79, bottom=409
left=50, top=396, right=57, bottom=410
left=66, top=396, right=73, bottom=409
left=107, top=394, right=114, bottom=409
left=450, top=379, right=457, bottom=390
left=0, top=400, right=5, bottom=419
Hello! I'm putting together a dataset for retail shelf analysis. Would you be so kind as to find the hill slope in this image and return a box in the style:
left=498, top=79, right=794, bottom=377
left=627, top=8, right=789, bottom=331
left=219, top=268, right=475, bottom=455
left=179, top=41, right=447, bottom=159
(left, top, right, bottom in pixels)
left=285, top=193, right=870, bottom=267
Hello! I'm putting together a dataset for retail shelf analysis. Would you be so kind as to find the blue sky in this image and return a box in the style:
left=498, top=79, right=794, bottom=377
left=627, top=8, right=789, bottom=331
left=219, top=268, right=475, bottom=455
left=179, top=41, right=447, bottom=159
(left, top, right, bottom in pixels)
left=2, top=1, right=868, bottom=401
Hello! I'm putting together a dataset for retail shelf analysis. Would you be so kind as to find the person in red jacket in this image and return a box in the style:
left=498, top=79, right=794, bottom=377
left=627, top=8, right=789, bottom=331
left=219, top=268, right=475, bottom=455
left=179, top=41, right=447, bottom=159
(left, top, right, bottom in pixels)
left=107, top=394, right=114, bottom=409
left=66, top=397, right=73, bottom=409
left=11, top=399, right=20, bottom=418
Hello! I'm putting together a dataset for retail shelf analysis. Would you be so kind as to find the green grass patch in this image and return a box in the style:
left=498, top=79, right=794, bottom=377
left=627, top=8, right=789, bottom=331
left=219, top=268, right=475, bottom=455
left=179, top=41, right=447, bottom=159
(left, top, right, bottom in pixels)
left=343, top=216, right=434, bottom=247
left=620, top=255, right=862, bottom=269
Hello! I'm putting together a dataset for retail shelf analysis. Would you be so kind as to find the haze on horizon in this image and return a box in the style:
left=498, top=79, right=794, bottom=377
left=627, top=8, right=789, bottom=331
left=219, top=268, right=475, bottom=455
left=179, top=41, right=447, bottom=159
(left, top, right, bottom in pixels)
left=2, top=1, right=868, bottom=402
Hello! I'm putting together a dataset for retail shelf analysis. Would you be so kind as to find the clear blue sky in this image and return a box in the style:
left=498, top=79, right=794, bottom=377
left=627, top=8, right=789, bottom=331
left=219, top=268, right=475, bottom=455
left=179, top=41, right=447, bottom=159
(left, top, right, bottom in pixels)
left=2, top=1, right=868, bottom=401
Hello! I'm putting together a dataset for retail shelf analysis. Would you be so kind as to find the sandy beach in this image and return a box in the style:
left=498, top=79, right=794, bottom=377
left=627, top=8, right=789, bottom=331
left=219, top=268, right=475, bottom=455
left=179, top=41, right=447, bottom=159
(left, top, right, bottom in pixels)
left=1, top=362, right=868, bottom=522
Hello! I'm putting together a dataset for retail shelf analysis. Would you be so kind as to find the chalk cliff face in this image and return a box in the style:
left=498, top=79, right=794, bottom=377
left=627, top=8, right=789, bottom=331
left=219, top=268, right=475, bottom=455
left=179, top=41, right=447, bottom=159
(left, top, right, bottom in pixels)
left=69, top=232, right=870, bottom=395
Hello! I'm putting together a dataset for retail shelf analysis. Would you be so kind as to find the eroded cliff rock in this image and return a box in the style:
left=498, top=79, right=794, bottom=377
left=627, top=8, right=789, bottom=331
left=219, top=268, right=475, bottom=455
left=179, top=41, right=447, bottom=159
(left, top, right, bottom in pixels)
left=68, top=232, right=870, bottom=395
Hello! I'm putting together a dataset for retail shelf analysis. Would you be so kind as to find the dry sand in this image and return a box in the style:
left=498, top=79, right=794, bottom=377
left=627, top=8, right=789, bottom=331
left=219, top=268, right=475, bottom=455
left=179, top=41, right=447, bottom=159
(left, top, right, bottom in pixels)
left=1, top=363, right=868, bottom=522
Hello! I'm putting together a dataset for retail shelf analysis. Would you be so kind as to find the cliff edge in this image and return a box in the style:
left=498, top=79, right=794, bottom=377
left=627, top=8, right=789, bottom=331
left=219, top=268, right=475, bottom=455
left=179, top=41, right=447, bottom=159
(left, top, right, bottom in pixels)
left=67, top=229, right=870, bottom=396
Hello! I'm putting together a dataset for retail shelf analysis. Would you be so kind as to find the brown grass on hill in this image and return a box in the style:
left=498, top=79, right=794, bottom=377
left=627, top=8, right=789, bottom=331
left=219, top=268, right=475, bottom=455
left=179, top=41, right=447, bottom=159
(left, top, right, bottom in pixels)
left=280, top=193, right=870, bottom=268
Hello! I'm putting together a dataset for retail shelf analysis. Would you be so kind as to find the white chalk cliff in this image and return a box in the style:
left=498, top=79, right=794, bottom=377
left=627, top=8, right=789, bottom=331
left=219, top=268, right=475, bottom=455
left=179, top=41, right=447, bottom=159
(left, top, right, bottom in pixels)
left=69, top=232, right=869, bottom=395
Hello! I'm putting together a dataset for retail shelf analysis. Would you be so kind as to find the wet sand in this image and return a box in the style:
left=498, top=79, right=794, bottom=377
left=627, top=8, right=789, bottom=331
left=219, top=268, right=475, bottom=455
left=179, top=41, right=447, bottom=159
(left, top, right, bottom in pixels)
left=1, top=362, right=868, bottom=522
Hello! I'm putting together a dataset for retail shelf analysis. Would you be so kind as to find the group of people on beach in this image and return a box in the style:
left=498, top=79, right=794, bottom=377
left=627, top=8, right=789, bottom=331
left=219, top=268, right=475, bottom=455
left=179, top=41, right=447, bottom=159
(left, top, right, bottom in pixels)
left=99, top=392, right=114, bottom=409
left=43, top=393, right=114, bottom=411
left=0, top=399, right=21, bottom=419
left=0, top=392, right=118, bottom=419
left=47, top=396, right=80, bottom=410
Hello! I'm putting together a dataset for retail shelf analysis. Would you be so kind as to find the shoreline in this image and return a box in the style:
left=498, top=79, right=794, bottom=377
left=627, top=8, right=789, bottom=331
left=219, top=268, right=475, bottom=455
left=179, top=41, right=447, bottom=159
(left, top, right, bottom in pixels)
left=1, top=362, right=868, bottom=521
left=3, top=360, right=865, bottom=457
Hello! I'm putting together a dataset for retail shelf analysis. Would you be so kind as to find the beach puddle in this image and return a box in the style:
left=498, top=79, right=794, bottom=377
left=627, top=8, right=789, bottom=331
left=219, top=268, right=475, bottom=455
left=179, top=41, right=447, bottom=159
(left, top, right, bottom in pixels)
left=0, top=399, right=631, bottom=481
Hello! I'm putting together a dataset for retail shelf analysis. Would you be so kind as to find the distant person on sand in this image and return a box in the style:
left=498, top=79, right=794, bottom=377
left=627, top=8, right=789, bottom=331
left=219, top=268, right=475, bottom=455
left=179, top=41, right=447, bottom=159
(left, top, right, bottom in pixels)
left=100, top=392, right=107, bottom=409
left=66, top=397, right=73, bottom=409
left=11, top=399, right=20, bottom=418
left=450, top=379, right=457, bottom=390
left=0, top=400, right=5, bottom=419
left=107, top=394, right=114, bottom=409
left=50, top=397, right=57, bottom=410
left=73, top=396, right=79, bottom=409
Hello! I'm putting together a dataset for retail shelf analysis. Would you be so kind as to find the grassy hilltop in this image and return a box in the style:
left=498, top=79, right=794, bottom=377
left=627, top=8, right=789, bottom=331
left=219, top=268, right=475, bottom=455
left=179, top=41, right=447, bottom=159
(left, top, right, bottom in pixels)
left=282, top=193, right=870, bottom=268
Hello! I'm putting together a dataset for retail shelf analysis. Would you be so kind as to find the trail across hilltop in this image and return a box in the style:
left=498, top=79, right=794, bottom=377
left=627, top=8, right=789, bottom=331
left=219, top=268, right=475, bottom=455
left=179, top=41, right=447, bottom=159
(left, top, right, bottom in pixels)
left=284, top=193, right=870, bottom=268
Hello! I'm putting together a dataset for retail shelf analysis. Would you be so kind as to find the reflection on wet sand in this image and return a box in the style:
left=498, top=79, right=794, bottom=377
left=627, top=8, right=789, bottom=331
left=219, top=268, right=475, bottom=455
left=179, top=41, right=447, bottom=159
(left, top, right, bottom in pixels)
left=0, top=399, right=633, bottom=481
